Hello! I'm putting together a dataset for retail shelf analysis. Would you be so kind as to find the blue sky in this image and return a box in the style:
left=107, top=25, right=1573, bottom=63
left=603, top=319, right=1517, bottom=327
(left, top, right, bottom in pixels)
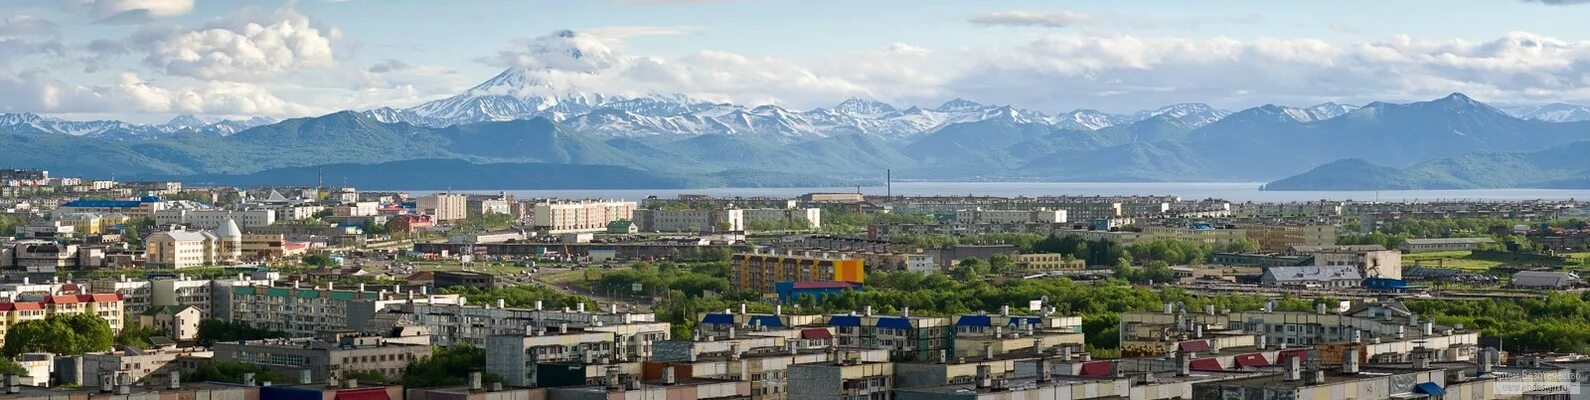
left=4, top=0, right=1590, bottom=122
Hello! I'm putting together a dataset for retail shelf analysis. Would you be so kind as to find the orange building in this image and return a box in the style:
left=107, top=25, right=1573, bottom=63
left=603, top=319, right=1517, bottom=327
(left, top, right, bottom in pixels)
left=730, top=250, right=864, bottom=294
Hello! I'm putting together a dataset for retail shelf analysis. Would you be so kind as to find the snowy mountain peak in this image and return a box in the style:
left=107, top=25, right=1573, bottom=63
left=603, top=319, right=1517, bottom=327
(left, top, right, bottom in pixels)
left=164, top=114, right=208, bottom=130
left=1505, top=102, right=1590, bottom=122
left=935, top=98, right=988, bottom=113
left=832, top=97, right=899, bottom=116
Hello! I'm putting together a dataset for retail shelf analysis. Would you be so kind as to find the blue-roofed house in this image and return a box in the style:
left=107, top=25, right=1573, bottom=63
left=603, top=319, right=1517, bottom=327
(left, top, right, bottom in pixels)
left=828, top=307, right=953, bottom=362
left=949, top=306, right=1085, bottom=358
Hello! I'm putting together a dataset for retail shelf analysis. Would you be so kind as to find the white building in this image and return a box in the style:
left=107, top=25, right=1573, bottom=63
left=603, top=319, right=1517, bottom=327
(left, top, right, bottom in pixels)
left=532, top=200, right=637, bottom=233
left=635, top=209, right=744, bottom=232
left=153, top=208, right=275, bottom=230
left=954, top=208, right=1068, bottom=224
left=418, top=193, right=468, bottom=222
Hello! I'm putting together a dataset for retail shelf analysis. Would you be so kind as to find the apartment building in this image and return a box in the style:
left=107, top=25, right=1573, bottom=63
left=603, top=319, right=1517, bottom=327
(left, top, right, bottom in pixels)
left=828, top=308, right=954, bottom=361
left=152, top=208, right=275, bottom=230
left=78, top=346, right=211, bottom=388
left=486, top=326, right=619, bottom=387
left=730, top=250, right=865, bottom=294
left=213, top=330, right=432, bottom=383
left=953, top=208, right=1067, bottom=224
left=532, top=200, right=637, bottom=233
left=0, top=240, right=105, bottom=272
left=54, top=197, right=167, bottom=219
left=418, top=193, right=469, bottom=222
left=1240, top=224, right=1338, bottom=253
left=742, top=208, right=822, bottom=230
left=634, top=209, right=744, bottom=232
left=1295, top=245, right=1403, bottom=280
left=1014, top=253, right=1085, bottom=272
left=220, top=284, right=447, bottom=337
left=0, top=294, right=125, bottom=349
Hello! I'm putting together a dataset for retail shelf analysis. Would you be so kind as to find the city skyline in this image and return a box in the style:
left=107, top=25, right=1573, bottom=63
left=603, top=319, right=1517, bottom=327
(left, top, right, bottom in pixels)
left=6, top=0, right=1590, bottom=122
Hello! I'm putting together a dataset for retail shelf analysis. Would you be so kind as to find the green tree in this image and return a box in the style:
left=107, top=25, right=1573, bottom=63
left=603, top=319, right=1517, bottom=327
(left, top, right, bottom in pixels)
left=195, top=320, right=287, bottom=346
left=2, top=314, right=114, bottom=357
left=190, top=361, right=286, bottom=384
left=115, top=321, right=158, bottom=349
left=402, top=346, right=502, bottom=388
left=0, top=359, right=26, bottom=376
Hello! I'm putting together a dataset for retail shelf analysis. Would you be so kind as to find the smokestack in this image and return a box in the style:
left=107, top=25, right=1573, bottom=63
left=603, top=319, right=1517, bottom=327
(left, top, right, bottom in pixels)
left=1284, top=356, right=1301, bottom=381
left=469, top=372, right=483, bottom=391
left=1343, top=348, right=1360, bottom=374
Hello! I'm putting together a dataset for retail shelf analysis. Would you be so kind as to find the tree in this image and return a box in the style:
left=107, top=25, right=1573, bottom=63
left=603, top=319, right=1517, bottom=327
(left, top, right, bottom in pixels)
left=402, top=345, right=502, bottom=388
left=116, top=321, right=158, bottom=350
left=302, top=253, right=337, bottom=267
left=190, top=361, right=286, bottom=384
left=3, top=314, right=114, bottom=357
left=195, top=320, right=287, bottom=346
left=0, top=359, right=25, bottom=376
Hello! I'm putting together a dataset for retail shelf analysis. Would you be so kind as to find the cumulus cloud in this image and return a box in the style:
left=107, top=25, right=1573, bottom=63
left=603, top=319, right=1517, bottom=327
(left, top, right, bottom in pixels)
left=143, top=8, right=339, bottom=80
left=969, top=11, right=1092, bottom=28
left=480, top=30, right=620, bottom=73
left=61, top=0, right=195, bottom=23
left=467, top=29, right=1590, bottom=113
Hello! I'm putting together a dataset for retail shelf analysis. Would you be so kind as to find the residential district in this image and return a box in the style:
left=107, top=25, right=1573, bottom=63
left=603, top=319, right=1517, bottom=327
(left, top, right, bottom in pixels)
left=3, top=168, right=1590, bottom=399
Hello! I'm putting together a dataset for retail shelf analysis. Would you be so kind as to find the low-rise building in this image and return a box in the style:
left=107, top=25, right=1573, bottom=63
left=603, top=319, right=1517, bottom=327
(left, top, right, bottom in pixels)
left=1400, top=237, right=1497, bottom=253
left=742, top=208, right=822, bottom=230
left=1260, top=265, right=1363, bottom=288
left=212, top=330, right=432, bottom=383
left=138, top=305, right=202, bottom=341
left=144, top=221, right=243, bottom=269
left=1014, top=253, right=1085, bottom=272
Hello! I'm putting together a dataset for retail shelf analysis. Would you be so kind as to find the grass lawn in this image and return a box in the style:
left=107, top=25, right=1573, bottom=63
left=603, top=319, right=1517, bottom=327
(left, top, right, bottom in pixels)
left=540, top=269, right=599, bottom=285
left=1403, top=250, right=1505, bottom=271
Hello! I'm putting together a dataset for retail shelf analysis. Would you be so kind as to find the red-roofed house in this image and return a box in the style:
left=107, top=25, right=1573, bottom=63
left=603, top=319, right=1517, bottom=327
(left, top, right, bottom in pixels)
left=0, top=293, right=124, bottom=349
left=386, top=214, right=434, bottom=235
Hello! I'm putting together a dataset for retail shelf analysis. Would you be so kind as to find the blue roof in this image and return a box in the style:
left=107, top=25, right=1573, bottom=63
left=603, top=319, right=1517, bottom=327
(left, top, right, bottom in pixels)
left=63, top=199, right=145, bottom=208
left=701, top=313, right=734, bottom=324
left=828, top=315, right=861, bottom=327
left=1414, top=382, right=1445, bottom=396
left=957, top=315, right=992, bottom=327
left=877, top=317, right=913, bottom=329
left=750, top=315, right=783, bottom=328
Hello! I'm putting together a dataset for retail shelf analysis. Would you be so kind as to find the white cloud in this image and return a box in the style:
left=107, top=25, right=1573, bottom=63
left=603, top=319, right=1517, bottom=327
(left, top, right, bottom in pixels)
left=968, top=11, right=1091, bottom=28
left=467, top=30, right=1590, bottom=113
left=61, top=0, right=195, bottom=22
left=143, top=8, right=339, bottom=81
left=480, top=30, right=620, bottom=73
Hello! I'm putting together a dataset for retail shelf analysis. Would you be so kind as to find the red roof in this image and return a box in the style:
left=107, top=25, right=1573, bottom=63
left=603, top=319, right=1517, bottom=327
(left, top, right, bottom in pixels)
left=1189, top=358, right=1225, bottom=371
left=1177, top=340, right=1211, bottom=353
left=1233, top=353, right=1270, bottom=368
left=41, top=294, right=122, bottom=305
left=0, top=302, right=44, bottom=311
left=46, top=295, right=80, bottom=304
left=791, top=281, right=862, bottom=290
left=1278, top=349, right=1309, bottom=363
left=334, top=388, right=391, bottom=400
left=800, top=328, right=833, bottom=340
left=1078, top=361, right=1113, bottom=377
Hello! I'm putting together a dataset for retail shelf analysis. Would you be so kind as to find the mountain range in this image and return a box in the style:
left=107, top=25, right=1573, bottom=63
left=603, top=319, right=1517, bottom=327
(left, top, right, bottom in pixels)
left=1265, top=141, right=1590, bottom=190
left=6, top=66, right=1590, bottom=189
